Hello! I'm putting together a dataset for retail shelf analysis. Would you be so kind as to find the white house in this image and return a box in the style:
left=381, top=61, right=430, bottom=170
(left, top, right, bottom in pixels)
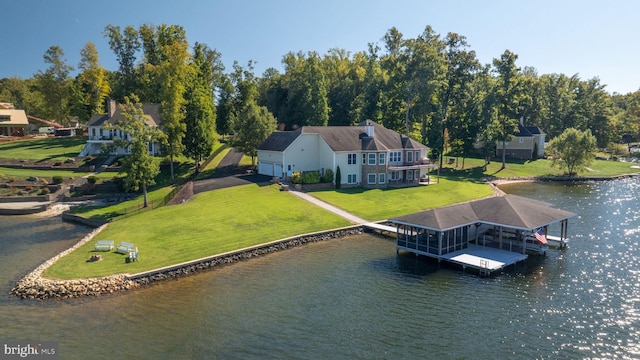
left=0, top=103, right=29, bottom=137
left=257, top=120, right=438, bottom=188
left=80, top=100, right=163, bottom=157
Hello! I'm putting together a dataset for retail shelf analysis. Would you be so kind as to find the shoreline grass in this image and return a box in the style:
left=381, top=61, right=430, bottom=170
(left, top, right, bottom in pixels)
left=44, top=184, right=351, bottom=279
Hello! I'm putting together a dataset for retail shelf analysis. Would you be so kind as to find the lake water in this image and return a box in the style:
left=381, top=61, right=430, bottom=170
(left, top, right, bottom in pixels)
left=1, top=178, right=639, bottom=359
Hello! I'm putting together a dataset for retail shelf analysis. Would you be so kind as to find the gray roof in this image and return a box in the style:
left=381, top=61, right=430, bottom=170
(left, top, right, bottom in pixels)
left=257, top=120, right=427, bottom=152
left=86, top=103, right=161, bottom=128
left=515, top=123, right=545, bottom=137
left=390, top=194, right=575, bottom=231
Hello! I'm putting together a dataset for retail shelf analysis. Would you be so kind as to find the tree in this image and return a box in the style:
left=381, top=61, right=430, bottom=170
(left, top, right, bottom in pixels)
left=493, top=50, right=525, bottom=169
left=103, top=25, right=141, bottom=101
left=183, top=42, right=223, bottom=171
left=34, top=46, right=74, bottom=124
left=114, top=95, right=167, bottom=207
left=547, top=128, right=597, bottom=175
left=234, top=101, right=276, bottom=165
left=78, top=42, right=111, bottom=115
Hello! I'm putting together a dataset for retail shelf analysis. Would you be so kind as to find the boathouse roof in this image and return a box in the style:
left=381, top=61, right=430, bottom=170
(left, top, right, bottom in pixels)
left=391, top=194, right=576, bottom=231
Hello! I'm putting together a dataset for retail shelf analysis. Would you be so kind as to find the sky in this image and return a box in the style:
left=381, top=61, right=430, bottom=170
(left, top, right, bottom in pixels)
left=1, top=0, right=639, bottom=94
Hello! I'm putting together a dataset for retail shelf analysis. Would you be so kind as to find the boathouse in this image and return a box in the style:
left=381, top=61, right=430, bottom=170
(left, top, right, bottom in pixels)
left=389, top=194, right=576, bottom=275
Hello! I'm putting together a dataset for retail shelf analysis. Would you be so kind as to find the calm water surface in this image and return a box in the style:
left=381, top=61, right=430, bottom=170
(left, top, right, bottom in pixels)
left=1, top=178, right=639, bottom=359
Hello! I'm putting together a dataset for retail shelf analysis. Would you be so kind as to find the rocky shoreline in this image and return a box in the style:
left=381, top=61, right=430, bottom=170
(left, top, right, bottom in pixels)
left=11, top=225, right=364, bottom=300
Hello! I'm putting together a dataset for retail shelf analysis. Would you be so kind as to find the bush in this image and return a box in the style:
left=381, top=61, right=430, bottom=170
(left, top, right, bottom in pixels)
left=301, top=171, right=320, bottom=184
left=87, top=176, right=98, bottom=184
left=52, top=176, right=63, bottom=185
left=322, top=169, right=334, bottom=183
left=291, top=171, right=302, bottom=184
left=40, top=187, right=50, bottom=195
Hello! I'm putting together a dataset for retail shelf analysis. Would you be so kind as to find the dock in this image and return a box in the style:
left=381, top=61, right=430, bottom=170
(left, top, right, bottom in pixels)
left=440, top=244, right=528, bottom=275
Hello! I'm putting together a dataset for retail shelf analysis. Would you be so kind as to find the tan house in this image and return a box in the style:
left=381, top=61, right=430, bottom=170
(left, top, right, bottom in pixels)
left=80, top=100, right=162, bottom=156
left=496, top=119, right=545, bottom=160
left=257, top=120, right=438, bottom=188
left=0, top=103, right=29, bottom=137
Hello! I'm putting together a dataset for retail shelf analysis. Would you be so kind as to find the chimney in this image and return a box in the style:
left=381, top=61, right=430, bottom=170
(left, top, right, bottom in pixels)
left=364, top=120, right=374, bottom=137
left=108, top=99, right=117, bottom=117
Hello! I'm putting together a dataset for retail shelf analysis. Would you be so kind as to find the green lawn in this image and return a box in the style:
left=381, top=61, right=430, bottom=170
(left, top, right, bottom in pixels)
left=439, top=157, right=640, bottom=179
left=44, top=184, right=350, bottom=279
left=0, top=166, right=114, bottom=180
left=310, top=177, right=494, bottom=221
left=0, top=136, right=86, bottom=161
left=69, top=186, right=176, bottom=220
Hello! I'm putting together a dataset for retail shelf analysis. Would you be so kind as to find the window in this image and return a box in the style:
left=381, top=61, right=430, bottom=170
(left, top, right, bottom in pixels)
left=347, top=174, right=357, bottom=184
left=91, top=128, right=96, bottom=137
left=390, top=151, right=401, bottom=163
left=519, top=137, right=524, bottom=143
left=362, top=153, right=366, bottom=164
left=407, top=170, right=413, bottom=180
left=379, top=153, right=386, bottom=165
left=415, top=151, right=419, bottom=162
left=390, top=171, right=397, bottom=181
left=367, top=173, right=376, bottom=184
left=368, top=153, right=376, bottom=165
left=378, top=173, right=386, bottom=184
left=348, top=153, right=357, bottom=165
left=407, top=151, right=413, bottom=163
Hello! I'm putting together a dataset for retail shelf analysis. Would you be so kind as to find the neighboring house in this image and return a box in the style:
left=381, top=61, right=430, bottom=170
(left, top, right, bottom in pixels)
left=496, top=119, right=545, bottom=160
left=0, top=103, right=29, bottom=137
left=80, top=100, right=162, bottom=156
left=257, top=120, right=437, bottom=188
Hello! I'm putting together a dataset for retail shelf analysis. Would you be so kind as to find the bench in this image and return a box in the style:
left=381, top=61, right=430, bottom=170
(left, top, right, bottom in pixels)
left=94, top=240, right=114, bottom=252
left=115, top=241, right=135, bottom=254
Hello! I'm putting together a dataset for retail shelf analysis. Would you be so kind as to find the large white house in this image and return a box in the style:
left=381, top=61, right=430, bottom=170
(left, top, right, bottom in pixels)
left=257, top=120, right=437, bottom=188
left=80, top=100, right=162, bottom=156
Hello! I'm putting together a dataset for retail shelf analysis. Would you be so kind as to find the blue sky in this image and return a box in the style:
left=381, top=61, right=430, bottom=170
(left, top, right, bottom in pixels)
left=1, top=0, right=639, bottom=94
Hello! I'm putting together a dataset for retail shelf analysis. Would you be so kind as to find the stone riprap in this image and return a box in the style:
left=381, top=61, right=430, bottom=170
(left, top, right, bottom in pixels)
left=11, top=225, right=364, bottom=300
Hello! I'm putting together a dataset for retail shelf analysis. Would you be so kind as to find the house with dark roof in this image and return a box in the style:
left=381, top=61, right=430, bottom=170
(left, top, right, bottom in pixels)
left=80, top=100, right=162, bottom=156
left=389, top=194, right=575, bottom=275
left=257, top=120, right=437, bottom=188
left=496, top=119, right=546, bottom=160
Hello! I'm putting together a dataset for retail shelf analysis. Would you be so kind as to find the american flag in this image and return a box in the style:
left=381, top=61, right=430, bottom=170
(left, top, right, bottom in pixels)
left=534, top=229, right=547, bottom=245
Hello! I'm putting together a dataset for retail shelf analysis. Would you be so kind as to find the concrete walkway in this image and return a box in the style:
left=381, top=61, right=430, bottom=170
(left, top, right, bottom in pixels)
left=289, top=190, right=368, bottom=224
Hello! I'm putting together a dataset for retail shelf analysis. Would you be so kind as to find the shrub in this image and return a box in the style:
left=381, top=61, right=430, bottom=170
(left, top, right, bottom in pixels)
left=87, top=176, right=98, bottom=184
left=301, top=171, right=320, bottom=184
left=53, top=161, right=63, bottom=166
left=335, top=166, right=341, bottom=189
left=322, top=169, right=334, bottom=183
left=40, top=187, right=50, bottom=195
left=291, top=171, right=302, bottom=184
left=52, top=176, right=63, bottom=185
left=41, top=178, right=49, bottom=185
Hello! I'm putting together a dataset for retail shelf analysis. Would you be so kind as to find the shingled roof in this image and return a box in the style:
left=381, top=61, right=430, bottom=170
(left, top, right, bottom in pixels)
left=86, top=103, right=161, bottom=128
left=391, top=194, right=575, bottom=231
left=257, top=120, right=427, bottom=152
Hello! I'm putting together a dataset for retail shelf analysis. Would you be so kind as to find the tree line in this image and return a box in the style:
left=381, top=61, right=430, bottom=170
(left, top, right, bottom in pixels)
left=2, top=24, right=640, bottom=168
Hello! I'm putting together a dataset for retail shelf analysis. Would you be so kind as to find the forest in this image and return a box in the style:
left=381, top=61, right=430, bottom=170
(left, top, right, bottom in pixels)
left=1, top=23, right=639, bottom=162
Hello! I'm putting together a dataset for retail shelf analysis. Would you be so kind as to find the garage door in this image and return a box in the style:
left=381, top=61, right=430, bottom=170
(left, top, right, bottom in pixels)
left=259, top=162, right=274, bottom=176
left=274, top=163, right=283, bottom=177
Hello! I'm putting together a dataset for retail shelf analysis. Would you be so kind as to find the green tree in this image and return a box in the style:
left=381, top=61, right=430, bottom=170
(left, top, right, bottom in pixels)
left=547, top=128, right=597, bottom=175
left=284, top=51, right=329, bottom=127
left=34, top=46, right=74, bottom=124
left=103, top=25, right=141, bottom=101
left=234, top=101, right=276, bottom=165
left=114, top=95, right=167, bottom=207
left=493, top=49, right=525, bottom=169
left=77, top=42, right=111, bottom=115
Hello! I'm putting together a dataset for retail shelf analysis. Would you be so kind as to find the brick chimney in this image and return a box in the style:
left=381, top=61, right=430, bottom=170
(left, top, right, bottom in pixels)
left=108, top=99, right=117, bottom=117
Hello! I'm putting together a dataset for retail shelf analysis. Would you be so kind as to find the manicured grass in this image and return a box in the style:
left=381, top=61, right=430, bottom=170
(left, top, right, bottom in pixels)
left=0, top=137, right=86, bottom=161
left=69, top=186, right=176, bottom=220
left=310, top=177, right=494, bottom=221
left=439, top=157, right=640, bottom=179
left=44, top=184, right=350, bottom=279
left=0, top=166, right=113, bottom=179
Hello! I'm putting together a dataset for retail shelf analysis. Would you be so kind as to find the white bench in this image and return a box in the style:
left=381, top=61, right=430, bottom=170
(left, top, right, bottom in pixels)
left=94, top=240, right=114, bottom=252
left=115, top=241, right=135, bottom=254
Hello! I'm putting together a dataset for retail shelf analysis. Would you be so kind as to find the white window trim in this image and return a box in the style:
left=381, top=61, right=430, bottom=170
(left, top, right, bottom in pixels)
left=368, top=153, right=376, bottom=165
left=367, top=173, right=376, bottom=184
left=378, top=173, right=386, bottom=184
